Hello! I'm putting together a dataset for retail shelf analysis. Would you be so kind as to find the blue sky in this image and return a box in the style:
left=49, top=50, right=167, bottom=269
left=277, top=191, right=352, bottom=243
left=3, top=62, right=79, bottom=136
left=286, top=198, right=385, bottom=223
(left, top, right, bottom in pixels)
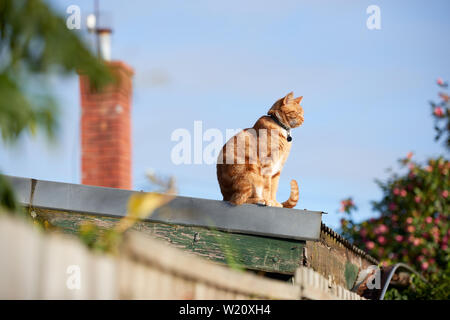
left=0, top=0, right=449, bottom=228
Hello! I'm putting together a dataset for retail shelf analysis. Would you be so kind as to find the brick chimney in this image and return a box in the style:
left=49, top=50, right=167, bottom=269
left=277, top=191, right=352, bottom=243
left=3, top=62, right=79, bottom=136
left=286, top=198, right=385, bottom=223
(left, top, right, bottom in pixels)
left=79, top=61, right=134, bottom=189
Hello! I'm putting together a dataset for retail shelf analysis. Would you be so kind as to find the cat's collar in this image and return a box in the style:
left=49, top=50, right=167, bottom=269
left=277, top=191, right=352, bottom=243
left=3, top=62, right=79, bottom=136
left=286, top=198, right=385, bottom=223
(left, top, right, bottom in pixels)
left=269, top=114, right=292, bottom=142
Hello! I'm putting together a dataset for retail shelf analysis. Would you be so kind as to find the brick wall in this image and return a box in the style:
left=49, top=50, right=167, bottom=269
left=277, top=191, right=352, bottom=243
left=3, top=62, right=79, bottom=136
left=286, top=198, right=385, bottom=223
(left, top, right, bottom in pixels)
left=79, top=61, right=134, bottom=189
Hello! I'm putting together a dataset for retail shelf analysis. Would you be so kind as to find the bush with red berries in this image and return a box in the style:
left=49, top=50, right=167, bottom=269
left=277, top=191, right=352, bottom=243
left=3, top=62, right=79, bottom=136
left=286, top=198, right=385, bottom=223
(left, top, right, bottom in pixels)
left=431, top=78, right=449, bottom=149
left=341, top=154, right=449, bottom=273
left=339, top=79, right=450, bottom=299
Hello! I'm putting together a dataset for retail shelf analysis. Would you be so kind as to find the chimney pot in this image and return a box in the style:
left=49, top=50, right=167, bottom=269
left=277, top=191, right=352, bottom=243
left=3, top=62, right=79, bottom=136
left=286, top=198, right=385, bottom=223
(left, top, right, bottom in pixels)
left=97, top=28, right=112, bottom=61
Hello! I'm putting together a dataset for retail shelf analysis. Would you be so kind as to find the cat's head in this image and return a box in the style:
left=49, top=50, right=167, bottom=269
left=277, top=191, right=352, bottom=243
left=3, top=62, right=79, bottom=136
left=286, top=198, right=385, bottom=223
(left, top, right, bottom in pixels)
left=268, top=92, right=304, bottom=128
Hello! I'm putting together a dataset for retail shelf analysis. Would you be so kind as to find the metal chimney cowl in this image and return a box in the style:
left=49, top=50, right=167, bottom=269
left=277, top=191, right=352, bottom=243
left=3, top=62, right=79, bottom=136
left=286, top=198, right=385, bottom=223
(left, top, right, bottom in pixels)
left=98, top=28, right=112, bottom=61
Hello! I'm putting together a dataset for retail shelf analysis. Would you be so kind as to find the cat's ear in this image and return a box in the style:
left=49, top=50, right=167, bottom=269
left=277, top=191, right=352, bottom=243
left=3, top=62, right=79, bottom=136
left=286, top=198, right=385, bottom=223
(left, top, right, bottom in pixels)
left=293, top=96, right=303, bottom=104
left=283, top=92, right=294, bottom=104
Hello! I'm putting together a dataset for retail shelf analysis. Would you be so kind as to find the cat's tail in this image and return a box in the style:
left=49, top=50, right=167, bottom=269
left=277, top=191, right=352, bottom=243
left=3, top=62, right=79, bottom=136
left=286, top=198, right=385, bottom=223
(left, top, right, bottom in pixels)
left=282, top=179, right=299, bottom=208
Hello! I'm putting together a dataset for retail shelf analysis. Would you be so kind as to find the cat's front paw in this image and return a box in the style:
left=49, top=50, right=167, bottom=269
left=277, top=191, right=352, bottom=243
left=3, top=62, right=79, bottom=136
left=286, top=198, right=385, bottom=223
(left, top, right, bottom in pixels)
left=266, top=200, right=283, bottom=208
left=256, top=200, right=267, bottom=206
left=247, top=198, right=267, bottom=206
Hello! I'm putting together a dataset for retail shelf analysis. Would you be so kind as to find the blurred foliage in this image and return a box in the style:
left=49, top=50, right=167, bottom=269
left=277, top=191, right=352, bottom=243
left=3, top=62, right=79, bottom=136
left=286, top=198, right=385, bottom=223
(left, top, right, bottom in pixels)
left=341, top=155, right=449, bottom=273
left=79, top=173, right=176, bottom=254
left=430, top=78, right=450, bottom=149
left=0, top=174, right=18, bottom=212
left=385, top=259, right=450, bottom=300
left=0, top=0, right=112, bottom=211
left=339, top=197, right=356, bottom=215
left=340, top=79, right=450, bottom=299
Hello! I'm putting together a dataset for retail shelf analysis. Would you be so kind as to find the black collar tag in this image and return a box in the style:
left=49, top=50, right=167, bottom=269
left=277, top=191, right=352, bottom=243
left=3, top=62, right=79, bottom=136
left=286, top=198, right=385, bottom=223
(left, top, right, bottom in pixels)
left=269, top=114, right=292, bottom=142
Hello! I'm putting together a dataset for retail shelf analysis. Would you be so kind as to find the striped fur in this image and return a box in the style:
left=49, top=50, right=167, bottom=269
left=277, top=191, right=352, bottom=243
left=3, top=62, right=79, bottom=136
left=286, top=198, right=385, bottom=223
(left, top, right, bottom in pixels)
left=282, top=179, right=299, bottom=208
left=217, top=92, right=304, bottom=208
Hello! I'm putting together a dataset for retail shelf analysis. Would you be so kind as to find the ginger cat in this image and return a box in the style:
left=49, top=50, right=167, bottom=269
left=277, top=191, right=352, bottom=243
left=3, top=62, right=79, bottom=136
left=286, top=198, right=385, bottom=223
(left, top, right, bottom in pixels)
left=217, top=92, right=304, bottom=208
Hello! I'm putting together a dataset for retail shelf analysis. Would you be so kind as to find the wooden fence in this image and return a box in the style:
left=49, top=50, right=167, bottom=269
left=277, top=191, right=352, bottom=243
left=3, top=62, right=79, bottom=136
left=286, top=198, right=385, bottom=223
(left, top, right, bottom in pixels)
left=0, top=214, right=363, bottom=300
